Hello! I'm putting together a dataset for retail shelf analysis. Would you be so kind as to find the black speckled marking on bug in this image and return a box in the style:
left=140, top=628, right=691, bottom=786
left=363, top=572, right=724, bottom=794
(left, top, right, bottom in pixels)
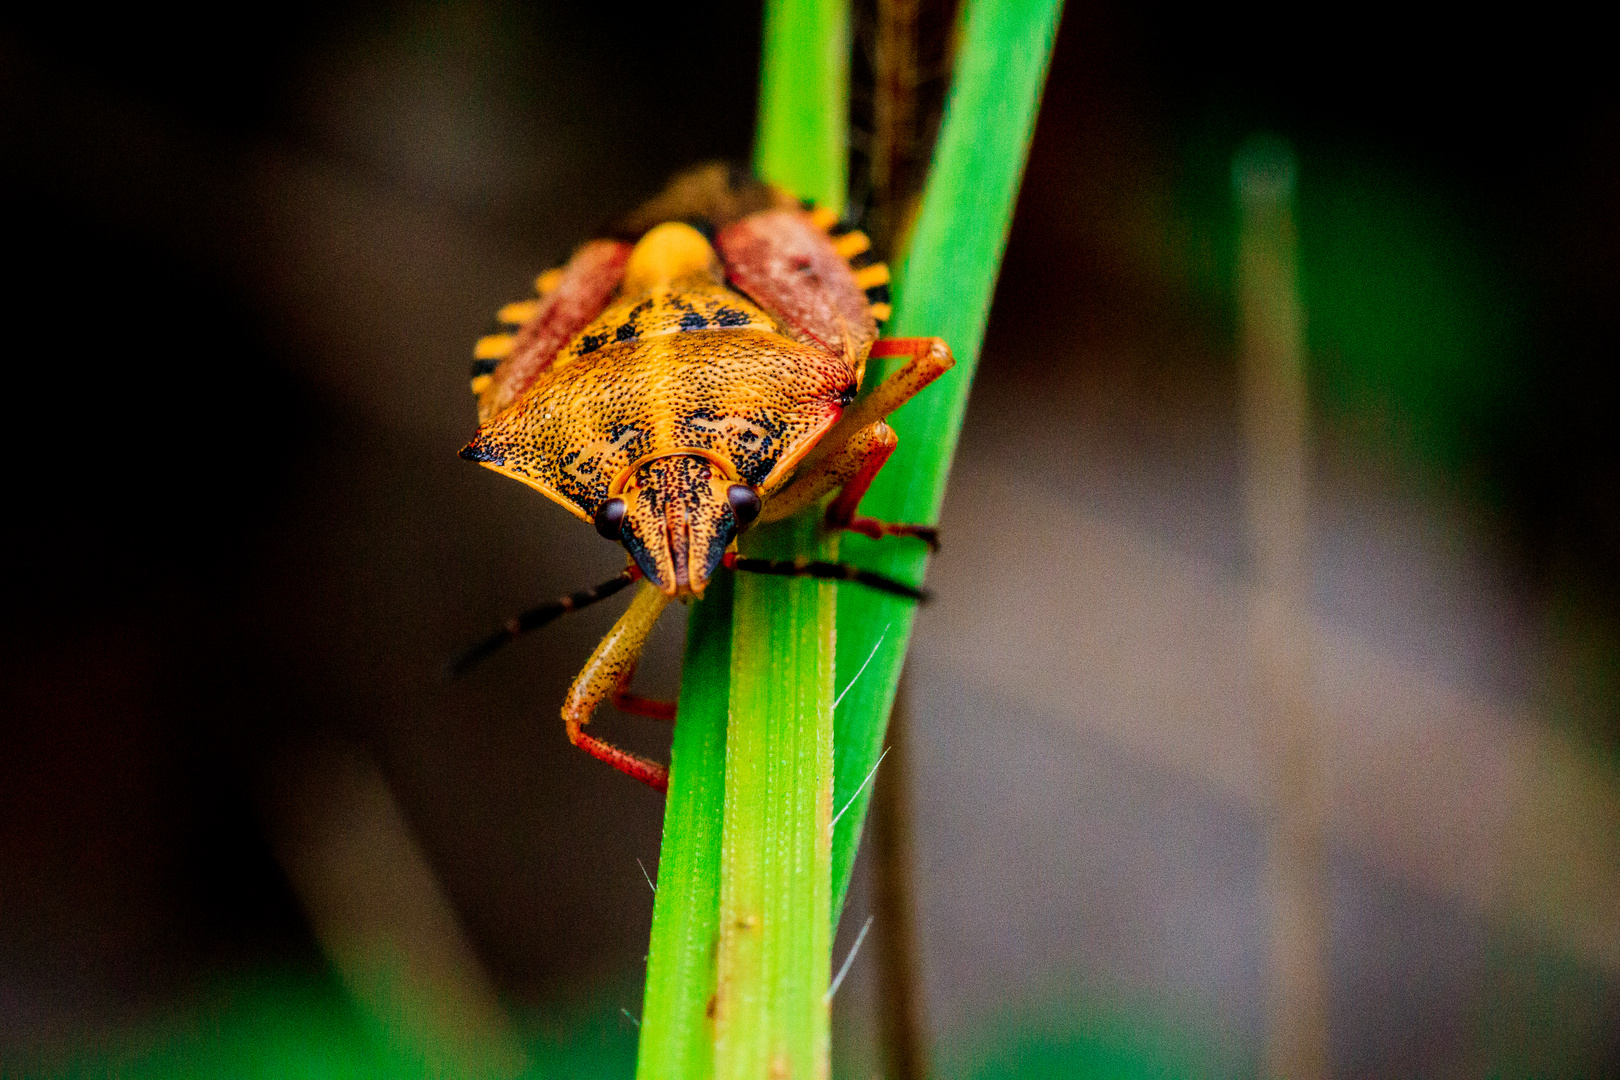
left=713, top=307, right=751, bottom=327
left=611, top=298, right=652, bottom=344
left=550, top=421, right=650, bottom=510
left=677, top=406, right=792, bottom=487
left=459, top=442, right=504, bottom=465
left=465, top=277, right=854, bottom=530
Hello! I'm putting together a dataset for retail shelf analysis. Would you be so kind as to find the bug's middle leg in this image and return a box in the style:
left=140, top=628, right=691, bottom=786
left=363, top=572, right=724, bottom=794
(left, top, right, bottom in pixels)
left=759, top=421, right=937, bottom=548
left=762, top=335, right=955, bottom=539
left=822, top=427, right=937, bottom=547
left=562, top=581, right=673, bottom=791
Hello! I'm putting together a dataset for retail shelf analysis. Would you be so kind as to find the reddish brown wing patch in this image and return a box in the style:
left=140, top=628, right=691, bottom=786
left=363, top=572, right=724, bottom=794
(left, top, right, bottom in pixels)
left=477, top=239, right=631, bottom=422
left=716, top=209, right=879, bottom=361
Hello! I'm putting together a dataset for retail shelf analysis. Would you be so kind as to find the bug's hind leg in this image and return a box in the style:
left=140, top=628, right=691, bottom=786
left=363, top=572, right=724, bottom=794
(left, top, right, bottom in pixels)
left=562, top=581, right=673, bottom=791
left=763, top=337, right=955, bottom=547
left=778, top=335, right=954, bottom=504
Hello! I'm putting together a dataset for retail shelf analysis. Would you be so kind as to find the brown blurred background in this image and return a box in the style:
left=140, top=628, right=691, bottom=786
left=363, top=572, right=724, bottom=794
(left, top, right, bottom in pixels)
left=2, top=2, right=1618, bottom=1076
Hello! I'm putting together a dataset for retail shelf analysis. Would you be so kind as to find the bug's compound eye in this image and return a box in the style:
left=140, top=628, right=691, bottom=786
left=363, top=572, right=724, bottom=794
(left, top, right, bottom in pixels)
left=837, top=383, right=857, bottom=407
left=594, top=497, right=627, bottom=541
left=727, top=485, right=762, bottom=530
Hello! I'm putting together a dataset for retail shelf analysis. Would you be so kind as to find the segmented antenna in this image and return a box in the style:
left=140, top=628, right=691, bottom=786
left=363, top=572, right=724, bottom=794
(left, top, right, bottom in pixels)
left=446, top=567, right=642, bottom=679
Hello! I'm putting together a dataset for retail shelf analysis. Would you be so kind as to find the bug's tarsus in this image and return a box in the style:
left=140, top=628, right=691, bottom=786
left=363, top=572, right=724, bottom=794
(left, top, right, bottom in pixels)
left=445, top=567, right=642, bottom=680
left=611, top=677, right=678, bottom=721
left=729, top=556, right=930, bottom=603
left=840, top=516, right=941, bottom=552
left=572, top=729, right=670, bottom=793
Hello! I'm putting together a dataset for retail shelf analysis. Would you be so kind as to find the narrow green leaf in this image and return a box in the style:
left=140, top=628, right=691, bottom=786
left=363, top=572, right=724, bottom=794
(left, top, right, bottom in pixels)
left=641, top=2, right=849, bottom=1076
left=714, top=514, right=835, bottom=1078
left=831, top=0, right=1067, bottom=915
left=636, top=577, right=733, bottom=1080
left=755, top=0, right=849, bottom=212
left=640, top=0, right=1061, bottom=1073
left=709, top=1, right=849, bottom=1071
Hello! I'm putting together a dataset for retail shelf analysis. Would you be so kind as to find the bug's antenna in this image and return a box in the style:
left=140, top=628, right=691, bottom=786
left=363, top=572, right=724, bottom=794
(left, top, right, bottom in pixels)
left=446, top=567, right=643, bottom=680
left=729, top=555, right=930, bottom=603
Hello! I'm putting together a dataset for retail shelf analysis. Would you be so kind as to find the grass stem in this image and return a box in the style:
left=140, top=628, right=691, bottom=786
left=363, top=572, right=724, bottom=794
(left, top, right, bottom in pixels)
left=635, top=575, right=733, bottom=1080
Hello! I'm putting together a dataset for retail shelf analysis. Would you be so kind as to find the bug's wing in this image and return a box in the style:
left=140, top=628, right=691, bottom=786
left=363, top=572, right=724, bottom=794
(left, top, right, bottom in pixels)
left=716, top=209, right=883, bottom=364
left=472, top=239, right=631, bottom=423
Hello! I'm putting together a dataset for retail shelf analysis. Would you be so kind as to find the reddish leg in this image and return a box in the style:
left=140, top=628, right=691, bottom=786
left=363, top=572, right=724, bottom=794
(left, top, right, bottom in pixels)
left=823, top=426, right=940, bottom=550
left=849, top=336, right=955, bottom=431
left=760, top=420, right=941, bottom=548
left=572, top=733, right=669, bottom=793
left=611, top=665, right=677, bottom=722
left=828, top=337, right=953, bottom=547
left=561, top=581, right=672, bottom=792
left=761, top=336, right=952, bottom=546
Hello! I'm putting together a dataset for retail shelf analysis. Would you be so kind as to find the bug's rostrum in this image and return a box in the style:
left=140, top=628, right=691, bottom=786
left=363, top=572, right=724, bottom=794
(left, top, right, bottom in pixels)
left=617, top=455, right=738, bottom=597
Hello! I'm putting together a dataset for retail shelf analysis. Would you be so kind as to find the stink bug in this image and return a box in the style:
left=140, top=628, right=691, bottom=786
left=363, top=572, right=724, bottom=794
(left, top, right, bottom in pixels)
left=455, top=163, right=953, bottom=792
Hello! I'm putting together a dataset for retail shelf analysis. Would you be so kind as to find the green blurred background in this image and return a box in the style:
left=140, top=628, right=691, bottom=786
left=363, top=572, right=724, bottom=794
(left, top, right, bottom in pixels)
left=2, top=2, right=1616, bottom=1076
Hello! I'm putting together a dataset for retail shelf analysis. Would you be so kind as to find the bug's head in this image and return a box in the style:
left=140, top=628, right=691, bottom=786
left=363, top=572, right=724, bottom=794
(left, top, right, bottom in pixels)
left=594, top=453, right=761, bottom=598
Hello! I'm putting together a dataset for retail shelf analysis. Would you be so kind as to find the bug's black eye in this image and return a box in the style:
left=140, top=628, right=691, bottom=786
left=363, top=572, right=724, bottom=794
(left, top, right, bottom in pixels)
left=837, top=383, right=857, bottom=407
left=594, top=497, right=627, bottom=541
left=727, top=485, right=762, bottom=529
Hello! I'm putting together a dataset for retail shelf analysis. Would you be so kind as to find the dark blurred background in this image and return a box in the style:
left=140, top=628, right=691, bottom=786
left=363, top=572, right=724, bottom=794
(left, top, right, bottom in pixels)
left=2, top=2, right=1617, bottom=1076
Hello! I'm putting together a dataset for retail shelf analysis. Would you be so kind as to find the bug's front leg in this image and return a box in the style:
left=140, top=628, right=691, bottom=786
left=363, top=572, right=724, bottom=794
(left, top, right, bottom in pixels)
left=562, top=581, right=672, bottom=791
left=610, top=663, right=677, bottom=721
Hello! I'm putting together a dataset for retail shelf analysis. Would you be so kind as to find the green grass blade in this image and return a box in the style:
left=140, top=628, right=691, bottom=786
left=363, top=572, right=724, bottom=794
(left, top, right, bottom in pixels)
left=831, top=0, right=1067, bottom=915
left=755, top=0, right=850, bottom=212
left=715, top=513, right=836, bottom=1078
left=640, top=2, right=848, bottom=1076
left=710, top=2, right=849, bottom=1073
left=640, top=0, right=1059, bottom=1070
left=636, top=576, right=734, bottom=1080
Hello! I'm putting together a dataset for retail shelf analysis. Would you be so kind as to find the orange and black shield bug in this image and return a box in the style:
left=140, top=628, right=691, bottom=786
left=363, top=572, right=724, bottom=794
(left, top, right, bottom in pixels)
left=454, top=163, right=953, bottom=792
